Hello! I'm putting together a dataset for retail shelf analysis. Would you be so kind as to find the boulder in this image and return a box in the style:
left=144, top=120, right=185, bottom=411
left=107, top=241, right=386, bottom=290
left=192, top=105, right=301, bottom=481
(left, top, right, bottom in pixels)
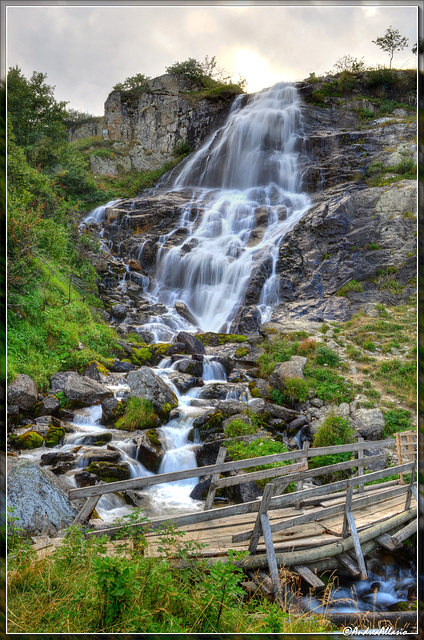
left=176, top=331, right=206, bottom=355
left=190, top=477, right=211, bottom=500
left=127, top=366, right=178, bottom=415
left=37, top=395, right=61, bottom=416
left=40, top=451, right=76, bottom=467
left=175, top=302, right=198, bottom=326
left=7, top=458, right=78, bottom=535
left=85, top=461, right=131, bottom=482
left=110, top=304, right=129, bottom=320
left=351, top=408, right=385, bottom=440
left=167, top=371, right=203, bottom=394
left=74, top=471, right=97, bottom=488
left=50, top=371, right=112, bottom=407
left=230, top=305, right=261, bottom=334
left=269, top=356, right=308, bottom=391
left=110, top=359, right=136, bottom=373
left=174, top=358, right=203, bottom=377
left=133, top=431, right=164, bottom=473
left=102, top=397, right=124, bottom=424
left=13, top=430, right=44, bottom=450
left=82, top=448, right=122, bottom=464
left=7, top=374, right=38, bottom=411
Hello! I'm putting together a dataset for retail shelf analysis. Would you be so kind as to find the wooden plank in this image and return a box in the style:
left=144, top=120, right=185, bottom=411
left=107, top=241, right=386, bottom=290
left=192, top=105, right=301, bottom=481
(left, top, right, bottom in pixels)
left=337, top=551, right=360, bottom=576
left=375, top=532, right=402, bottom=551
left=260, top=513, right=281, bottom=602
left=296, top=441, right=309, bottom=496
left=391, top=519, right=417, bottom=546
left=213, top=461, right=306, bottom=488
left=204, top=446, right=227, bottom=511
left=342, top=481, right=353, bottom=539
left=293, top=564, right=325, bottom=588
left=346, top=511, right=367, bottom=579
left=70, top=438, right=396, bottom=500
left=232, top=483, right=413, bottom=543
left=405, top=456, right=417, bottom=510
left=72, top=481, right=104, bottom=525
left=356, top=437, right=364, bottom=493
left=249, top=482, right=274, bottom=554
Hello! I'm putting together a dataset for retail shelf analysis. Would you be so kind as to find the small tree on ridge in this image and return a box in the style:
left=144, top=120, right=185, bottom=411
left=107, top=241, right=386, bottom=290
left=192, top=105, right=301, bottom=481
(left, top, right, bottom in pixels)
left=372, top=26, right=409, bottom=69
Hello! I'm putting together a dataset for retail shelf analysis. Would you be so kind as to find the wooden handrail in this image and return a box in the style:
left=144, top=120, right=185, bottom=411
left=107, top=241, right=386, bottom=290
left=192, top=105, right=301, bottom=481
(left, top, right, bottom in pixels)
left=69, top=437, right=397, bottom=500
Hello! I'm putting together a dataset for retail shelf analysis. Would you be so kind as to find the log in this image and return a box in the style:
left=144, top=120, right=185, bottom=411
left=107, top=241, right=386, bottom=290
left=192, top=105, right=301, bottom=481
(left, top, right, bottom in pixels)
left=337, top=552, right=360, bottom=576
left=375, top=532, right=403, bottom=551
left=204, top=446, right=227, bottom=511
left=322, top=610, right=417, bottom=629
left=293, top=565, right=325, bottom=588
left=249, top=482, right=274, bottom=554
left=346, top=511, right=367, bottom=580
left=260, top=513, right=281, bottom=602
left=391, top=519, right=417, bottom=546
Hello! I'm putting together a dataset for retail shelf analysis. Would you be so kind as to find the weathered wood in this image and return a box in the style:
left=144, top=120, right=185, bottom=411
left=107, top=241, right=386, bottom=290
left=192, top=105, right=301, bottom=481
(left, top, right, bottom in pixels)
left=213, top=461, right=306, bottom=489
left=375, top=532, right=403, bottom=551
left=356, top=437, right=364, bottom=493
left=232, top=482, right=414, bottom=543
left=342, top=482, right=353, bottom=539
left=391, top=519, right=417, bottom=546
left=404, top=456, right=417, bottom=511
left=260, top=513, right=281, bottom=602
left=249, top=482, right=274, bottom=554
left=69, top=437, right=396, bottom=500
left=293, top=564, right=325, bottom=588
left=337, top=551, right=360, bottom=576
left=296, top=441, right=309, bottom=497
left=322, top=611, right=417, bottom=629
left=72, top=481, right=104, bottom=525
left=204, top=446, right=227, bottom=511
left=346, top=511, right=367, bottom=579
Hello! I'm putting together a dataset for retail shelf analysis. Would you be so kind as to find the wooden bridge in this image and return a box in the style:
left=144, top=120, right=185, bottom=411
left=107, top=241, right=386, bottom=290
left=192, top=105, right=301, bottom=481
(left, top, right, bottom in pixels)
left=69, top=434, right=418, bottom=592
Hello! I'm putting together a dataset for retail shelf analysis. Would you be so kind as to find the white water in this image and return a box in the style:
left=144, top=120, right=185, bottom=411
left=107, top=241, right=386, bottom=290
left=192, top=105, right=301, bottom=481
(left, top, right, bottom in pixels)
left=147, top=83, right=311, bottom=333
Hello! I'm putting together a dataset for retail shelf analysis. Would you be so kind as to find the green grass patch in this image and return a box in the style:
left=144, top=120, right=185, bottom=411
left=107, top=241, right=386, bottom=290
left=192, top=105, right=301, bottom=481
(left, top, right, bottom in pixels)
left=115, top=398, right=158, bottom=431
left=337, top=280, right=363, bottom=297
left=309, top=414, right=356, bottom=483
left=383, top=408, right=412, bottom=437
left=304, top=366, right=354, bottom=404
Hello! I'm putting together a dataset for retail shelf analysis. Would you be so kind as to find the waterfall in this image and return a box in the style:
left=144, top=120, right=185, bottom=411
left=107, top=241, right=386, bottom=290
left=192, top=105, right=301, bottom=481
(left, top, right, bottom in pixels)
left=150, top=83, right=311, bottom=332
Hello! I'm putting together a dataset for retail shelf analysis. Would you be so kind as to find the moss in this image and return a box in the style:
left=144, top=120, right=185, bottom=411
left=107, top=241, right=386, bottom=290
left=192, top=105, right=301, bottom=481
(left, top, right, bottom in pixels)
left=45, top=425, right=65, bottom=448
left=146, top=429, right=162, bottom=449
left=132, top=347, right=153, bottom=365
left=15, top=430, right=44, bottom=449
left=115, top=397, right=158, bottom=431
left=195, top=332, right=247, bottom=346
left=235, top=347, right=250, bottom=357
left=86, top=461, right=131, bottom=482
left=250, top=387, right=262, bottom=398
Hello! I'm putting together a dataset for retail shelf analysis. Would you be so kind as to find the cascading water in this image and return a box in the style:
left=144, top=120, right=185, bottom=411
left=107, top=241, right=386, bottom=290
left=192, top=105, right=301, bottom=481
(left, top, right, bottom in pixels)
left=147, top=83, right=311, bottom=332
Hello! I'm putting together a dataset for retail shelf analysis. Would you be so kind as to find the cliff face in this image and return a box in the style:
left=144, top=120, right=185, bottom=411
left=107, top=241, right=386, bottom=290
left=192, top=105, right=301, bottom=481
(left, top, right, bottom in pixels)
left=88, top=74, right=236, bottom=174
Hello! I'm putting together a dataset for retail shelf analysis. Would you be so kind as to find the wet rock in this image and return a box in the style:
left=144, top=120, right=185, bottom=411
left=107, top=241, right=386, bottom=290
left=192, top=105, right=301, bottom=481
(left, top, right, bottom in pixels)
left=12, top=430, right=44, bottom=450
left=174, top=358, right=203, bottom=377
left=230, top=305, right=261, bottom=334
left=37, top=395, right=61, bottom=416
left=233, top=478, right=262, bottom=503
left=121, top=490, right=145, bottom=507
left=102, top=397, right=124, bottom=425
left=50, top=371, right=112, bottom=407
left=167, top=371, right=203, bottom=394
left=288, top=416, right=308, bottom=430
left=196, top=440, right=225, bottom=467
left=110, top=359, right=136, bottom=373
left=198, top=383, right=246, bottom=401
left=74, top=471, right=97, bottom=488
left=83, top=448, right=122, bottom=464
left=176, top=331, right=206, bottom=355
left=40, top=451, right=76, bottom=467
left=263, top=403, right=299, bottom=422
left=86, top=461, right=131, bottom=482
left=351, top=408, right=385, bottom=440
left=76, top=433, right=113, bottom=446
left=175, top=302, right=198, bottom=326
left=167, top=342, right=187, bottom=356
left=127, top=366, right=178, bottom=416
left=45, top=424, right=66, bottom=448
left=269, top=356, right=308, bottom=392
left=7, top=374, right=38, bottom=412
left=52, top=461, right=76, bottom=475
left=216, top=400, right=248, bottom=418
left=110, top=304, right=129, bottom=320
left=133, top=431, right=164, bottom=473
left=190, top=477, right=211, bottom=500
left=7, top=457, right=78, bottom=535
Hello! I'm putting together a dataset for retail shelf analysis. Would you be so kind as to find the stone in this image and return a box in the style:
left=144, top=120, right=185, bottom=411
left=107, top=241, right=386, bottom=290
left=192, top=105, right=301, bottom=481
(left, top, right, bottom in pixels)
left=351, top=408, right=385, bottom=441
left=167, top=371, right=203, bottom=394
left=310, top=397, right=324, bottom=408
left=52, top=461, right=76, bottom=475
left=198, top=383, right=246, bottom=401
left=190, top=477, right=211, bottom=500
left=40, top=451, right=75, bottom=467
left=101, top=397, right=123, bottom=424
left=7, top=458, right=78, bottom=535
left=230, top=305, right=261, bottom=334
left=127, top=366, right=178, bottom=415
left=85, top=461, right=131, bottom=482
left=263, top=403, right=299, bottom=422
left=50, top=371, right=112, bottom=407
left=110, top=359, right=136, bottom=373
left=13, top=430, right=44, bottom=450
left=364, top=447, right=388, bottom=471
left=111, top=304, right=128, bottom=320
left=83, top=448, right=122, bottom=464
left=269, top=356, right=308, bottom=391
left=74, top=471, right=97, bottom=488
left=133, top=432, right=164, bottom=473
left=289, top=416, right=308, bottom=430
left=176, top=331, right=206, bottom=355
left=174, top=358, right=203, bottom=377
left=7, top=374, right=38, bottom=411
left=175, top=302, right=198, bottom=326
left=37, top=395, right=61, bottom=416
left=121, top=490, right=145, bottom=508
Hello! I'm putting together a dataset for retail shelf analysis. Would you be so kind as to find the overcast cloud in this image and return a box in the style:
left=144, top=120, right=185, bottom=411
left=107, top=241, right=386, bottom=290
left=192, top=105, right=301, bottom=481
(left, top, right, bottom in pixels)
left=5, top=3, right=419, bottom=115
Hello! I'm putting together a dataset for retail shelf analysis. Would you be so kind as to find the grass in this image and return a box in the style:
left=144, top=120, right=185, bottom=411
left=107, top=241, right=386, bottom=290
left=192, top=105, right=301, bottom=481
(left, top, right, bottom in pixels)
left=382, top=408, right=412, bottom=437
left=337, top=280, right=363, bottom=297
left=309, top=414, right=356, bottom=483
left=115, top=397, right=158, bottom=431
left=7, top=521, right=336, bottom=634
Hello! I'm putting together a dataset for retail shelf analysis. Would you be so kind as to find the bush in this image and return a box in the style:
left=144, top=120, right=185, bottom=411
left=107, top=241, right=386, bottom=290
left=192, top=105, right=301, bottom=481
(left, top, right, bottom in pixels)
left=305, top=367, right=354, bottom=404
left=173, top=140, right=191, bottom=156
left=309, top=414, right=356, bottom=482
left=281, top=377, right=310, bottom=404
left=383, top=408, right=412, bottom=437
left=224, top=418, right=257, bottom=438
left=315, top=345, right=340, bottom=367
left=115, top=397, right=158, bottom=431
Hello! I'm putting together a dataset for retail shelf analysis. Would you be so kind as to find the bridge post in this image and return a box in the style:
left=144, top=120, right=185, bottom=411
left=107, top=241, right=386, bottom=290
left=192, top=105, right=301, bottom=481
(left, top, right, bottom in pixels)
left=356, top=437, right=364, bottom=493
left=248, top=481, right=275, bottom=554
left=204, top=447, right=227, bottom=511
left=404, top=455, right=417, bottom=511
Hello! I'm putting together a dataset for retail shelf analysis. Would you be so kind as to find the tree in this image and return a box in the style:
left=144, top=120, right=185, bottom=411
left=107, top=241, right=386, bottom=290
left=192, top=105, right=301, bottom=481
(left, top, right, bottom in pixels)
left=372, top=26, right=408, bottom=69
left=332, top=54, right=366, bottom=74
left=7, top=66, right=68, bottom=160
left=113, top=73, right=150, bottom=94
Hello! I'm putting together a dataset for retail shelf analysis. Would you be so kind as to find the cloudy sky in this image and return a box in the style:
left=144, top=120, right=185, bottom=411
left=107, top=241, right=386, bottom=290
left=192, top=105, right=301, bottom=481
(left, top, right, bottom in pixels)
left=5, top=2, right=419, bottom=116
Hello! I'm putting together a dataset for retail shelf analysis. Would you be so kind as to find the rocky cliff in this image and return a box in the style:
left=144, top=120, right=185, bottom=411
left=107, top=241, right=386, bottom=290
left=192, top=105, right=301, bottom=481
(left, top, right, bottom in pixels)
left=72, top=74, right=238, bottom=176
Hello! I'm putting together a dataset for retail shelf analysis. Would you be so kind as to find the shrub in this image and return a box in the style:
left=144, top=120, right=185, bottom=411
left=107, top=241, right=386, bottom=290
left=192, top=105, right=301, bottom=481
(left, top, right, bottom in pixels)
left=224, top=418, right=257, bottom=438
left=309, top=414, right=356, bottom=482
left=297, top=338, right=316, bottom=356
left=173, top=140, right=191, bottom=156
left=315, top=345, right=340, bottom=367
left=115, top=397, right=158, bottom=431
left=383, top=408, right=412, bottom=437
left=305, top=367, right=354, bottom=404
left=337, top=280, right=364, bottom=296
left=282, top=377, right=310, bottom=404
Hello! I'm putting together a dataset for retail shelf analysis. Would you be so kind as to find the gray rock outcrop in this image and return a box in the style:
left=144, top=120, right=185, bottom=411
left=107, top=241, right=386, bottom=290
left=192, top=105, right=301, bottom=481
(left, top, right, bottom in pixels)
left=7, top=458, right=78, bottom=535
left=127, top=366, right=178, bottom=413
left=7, top=374, right=38, bottom=411
left=50, top=371, right=112, bottom=407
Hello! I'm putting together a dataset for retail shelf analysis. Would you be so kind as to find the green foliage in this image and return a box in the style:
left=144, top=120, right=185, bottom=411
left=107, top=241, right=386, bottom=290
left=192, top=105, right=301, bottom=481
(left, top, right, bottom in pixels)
left=7, top=506, right=35, bottom=568
left=372, top=26, right=409, bottom=69
left=224, top=418, right=257, bottom=438
left=173, top=139, right=191, bottom=156
left=304, top=366, right=354, bottom=404
left=309, top=414, right=356, bottom=482
left=113, top=73, right=150, bottom=94
left=166, top=55, right=246, bottom=92
left=195, top=332, right=247, bottom=346
left=368, top=243, right=382, bottom=250
left=332, top=55, right=366, bottom=73
left=271, top=388, right=285, bottom=406
left=45, top=425, right=65, bottom=447
left=115, top=397, right=158, bottom=431
left=337, top=280, right=364, bottom=296
left=279, top=377, right=310, bottom=404
left=93, top=554, right=140, bottom=626
left=315, top=345, right=341, bottom=367
left=226, top=438, right=291, bottom=481
left=375, top=359, right=416, bottom=406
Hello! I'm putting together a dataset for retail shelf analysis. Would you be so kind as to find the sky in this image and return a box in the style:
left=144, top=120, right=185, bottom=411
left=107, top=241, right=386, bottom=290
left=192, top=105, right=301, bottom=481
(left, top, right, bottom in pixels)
left=5, top=2, right=420, bottom=116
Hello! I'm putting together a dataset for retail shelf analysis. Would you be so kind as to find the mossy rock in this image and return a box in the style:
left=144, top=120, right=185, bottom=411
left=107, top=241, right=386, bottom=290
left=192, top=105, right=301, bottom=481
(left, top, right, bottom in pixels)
left=146, top=429, right=162, bottom=449
left=151, top=343, right=172, bottom=364
left=195, top=332, right=247, bottom=346
left=45, top=425, right=66, bottom=448
left=250, top=387, right=262, bottom=398
left=235, top=346, right=250, bottom=357
left=14, top=430, right=44, bottom=450
left=159, top=401, right=178, bottom=421
left=198, top=410, right=224, bottom=438
left=131, top=347, right=153, bottom=365
left=86, top=461, right=131, bottom=482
